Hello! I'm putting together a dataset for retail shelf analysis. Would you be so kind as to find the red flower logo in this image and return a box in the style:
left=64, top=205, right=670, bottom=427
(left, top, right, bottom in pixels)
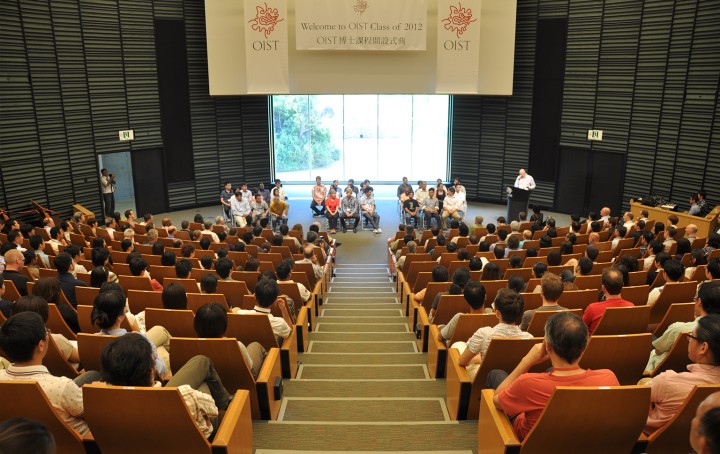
left=248, top=2, right=284, bottom=38
left=354, top=0, right=369, bottom=15
left=442, top=3, right=477, bottom=38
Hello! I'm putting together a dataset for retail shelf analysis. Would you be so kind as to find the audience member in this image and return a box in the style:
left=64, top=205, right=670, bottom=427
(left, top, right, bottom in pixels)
left=520, top=273, right=567, bottom=331
left=582, top=268, right=634, bottom=334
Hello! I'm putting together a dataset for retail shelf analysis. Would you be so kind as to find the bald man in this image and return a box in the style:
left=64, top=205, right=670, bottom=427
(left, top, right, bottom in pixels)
left=1, top=249, right=31, bottom=296
left=690, top=392, right=720, bottom=454
left=514, top=168, right=535, bottom=190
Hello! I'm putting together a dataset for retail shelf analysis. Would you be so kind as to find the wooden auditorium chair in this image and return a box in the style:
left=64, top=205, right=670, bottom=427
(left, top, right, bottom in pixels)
left=427, top=313, right=497, bottom=378
left=525, top=309, right=582, bottom=337
left=592, top=305, right=652, bottom=335
left=579, top=333, right=653, bottom=385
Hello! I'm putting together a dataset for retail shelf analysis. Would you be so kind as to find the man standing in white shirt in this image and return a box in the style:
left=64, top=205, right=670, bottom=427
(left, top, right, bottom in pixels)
left=514, top=168, right=536, bottom=191
left=100, top=168, right=116, bottom=217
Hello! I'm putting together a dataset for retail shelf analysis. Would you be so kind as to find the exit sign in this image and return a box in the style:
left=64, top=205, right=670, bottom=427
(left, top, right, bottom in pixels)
left=119, top=130, right=135, bottom=141
left=587, top=129, right=603, bottom=141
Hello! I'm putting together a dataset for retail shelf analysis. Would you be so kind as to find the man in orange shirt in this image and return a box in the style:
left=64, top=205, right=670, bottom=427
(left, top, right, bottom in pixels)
left=582, top=268, right=634, bottom=334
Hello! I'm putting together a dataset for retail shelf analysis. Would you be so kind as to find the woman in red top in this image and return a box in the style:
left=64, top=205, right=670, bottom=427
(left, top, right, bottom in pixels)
left=325, top=189, right=341, bottom=234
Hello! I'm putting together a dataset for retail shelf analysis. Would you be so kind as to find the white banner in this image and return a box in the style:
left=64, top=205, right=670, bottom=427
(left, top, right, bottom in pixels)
left=436, top=0, right=481, bottom=93
left=296, top=0, right=427, bottom=51
left=244, top=0, right=289, bottom=92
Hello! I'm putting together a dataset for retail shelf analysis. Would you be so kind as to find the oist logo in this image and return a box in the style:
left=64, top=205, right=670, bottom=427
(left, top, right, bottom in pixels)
left=248, top=2, right=284, bottom=38
left=441, top=3, right=476, bottom=38
left=353, top=0, right=369, bottom=15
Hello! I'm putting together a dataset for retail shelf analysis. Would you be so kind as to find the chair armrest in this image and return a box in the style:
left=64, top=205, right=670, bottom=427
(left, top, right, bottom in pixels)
left=295, top=306, right=310, bottom=353
left=397, top=270, right=407, bottom=299
left=212, top=389, right=253, bottom=453
left=255, top=347, right=283, bottom=420
left=408, top=299, right=419, bottom=333
left=446, top=347, right=472, bottom=420
left=402, top=281, right=412, bottom=315
left=417, top=307, right=431, bottom=352
left=478, top=389, right=520, bottom=454
left=280, top=323, right=300, bottom=379
left=427, top=324, right=447, bottom=378
left=82, top=432, right=101, bottom=454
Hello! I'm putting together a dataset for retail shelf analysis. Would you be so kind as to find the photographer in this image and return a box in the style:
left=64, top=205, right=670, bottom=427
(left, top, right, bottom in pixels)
left=100, top=168, right=116, bottom=217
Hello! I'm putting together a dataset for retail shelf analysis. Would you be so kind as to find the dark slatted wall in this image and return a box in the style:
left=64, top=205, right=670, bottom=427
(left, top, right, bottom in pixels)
left=451, top=0, right=719, bottom=213
left=0, top=0, right=271, bottom=221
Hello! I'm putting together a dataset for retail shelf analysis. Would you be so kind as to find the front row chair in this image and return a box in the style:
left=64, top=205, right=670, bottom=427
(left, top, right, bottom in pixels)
left=83, top=385, right=253, bottom=454
left=478, top=386, right=651, bottom=454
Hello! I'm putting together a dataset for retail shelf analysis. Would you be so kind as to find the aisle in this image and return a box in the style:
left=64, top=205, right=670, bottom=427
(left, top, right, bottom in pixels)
left=253, top=263, right=477, bottom=453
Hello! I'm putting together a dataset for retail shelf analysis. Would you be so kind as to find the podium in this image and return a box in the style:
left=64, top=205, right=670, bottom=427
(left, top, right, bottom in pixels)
left=507, top=187, right=531, bottom=221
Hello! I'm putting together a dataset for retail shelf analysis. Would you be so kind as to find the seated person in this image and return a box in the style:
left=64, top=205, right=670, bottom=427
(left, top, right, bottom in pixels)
left=232, top=277, right=292, bottom=342
left=0, top=312, right=90, bottom=434
left=403, top=191, right=422, bottom=228
left=644, top=314, right=720, bottom=434
left=438, top=280, right=486, bottom=345
left=395, top=241, right=417, bottom=274
left=12, top=295, right=80, bottom=364
left=54, top=252, right=88, bottom=308
left=453, top=288, right=533, bottom=379
left=520, top=273, right=567, bottom=331
left=646, top=281, right=720, bottom=373
left=429, top=267, right=470, bottom=322
left=99, top=333, right=231, bottom=438
left=647, top=259, right=685, bottom=306
left=194, top=302, right=267, bottom=379
left=92, top=289, right=170, bottom=379
left=491, top=312, right=620, bottom=441
left=276, top=259, right=311, bottom=303
left=1, top=249, right=31, bottom=296
left=690, top=391, right=720, bottom=454
left=582, top=268, right=634, bottom=334
left=339, top=187, right=360, bottom=233
left=129, top=257, right=163, bottom=292
left=413, top=265, right=449, bottom=304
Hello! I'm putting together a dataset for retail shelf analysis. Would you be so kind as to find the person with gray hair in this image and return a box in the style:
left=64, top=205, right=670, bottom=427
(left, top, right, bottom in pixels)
left=72, top=211, right=86, bottom=224
left=201, top=220, right=220, bottom=243
left=489, top=312, right=619, bottom=441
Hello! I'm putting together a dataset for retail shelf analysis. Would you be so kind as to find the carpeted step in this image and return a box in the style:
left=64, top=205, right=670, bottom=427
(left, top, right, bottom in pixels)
left=252, top=422, right=478, bottom=451
left=299, top=353, right=425, bottom=365
left=316, top=316, right=406, bottom=324
left=321, top=309, right=403, bottom=317
left=309, top=341, right=417, bottom=353
left=319, top=303, right=401, bottom=310
left=314, top=323, right=409, bottom=333
left=309, top=332, right=416, bottom=342
left=331, top=276, right=391, bottom=283
left=282, top=379, right=445, bottom=398
left=324, top=296, right=399, bottom=304
left=280, top=398, right=447, bottom=422
left=297, top=364, right=427, bottom=380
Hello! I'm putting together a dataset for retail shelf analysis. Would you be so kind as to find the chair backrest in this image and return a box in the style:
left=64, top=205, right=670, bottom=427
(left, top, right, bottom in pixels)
left=226, top=312, right=279, bottom=350
left=230, top=271, right=261, bottom=292
left=163, top=277, right=200, bottom=294
left=433, top=295, right=469, bottom=325
left=621, top=285, right=650, bottom=306
left=588, top=262, right=613, bottom=276
left=293, top=261, right=318, bottom=289
left=628, top=270, right=649, bottom=286
left=77, top=333, right=117, bottom=371
left=43, top=333, right=81, bottom=379
left=645, top=384, right=720, bottom=454
left=526, top=309, right=582, bottom=337
left=521, top=386, right=651, bottom=454
left=187, top=293, right=229, bottom=313
left=169, top=338, right=255, bottom=394
left=76, top=305, right=98, bottom=333
left=127, top=289, right=165, bottom=314
left=447, top=261, right=470, bottom=276
left=611, top=237, right=636, bottom=256
left=145, top=308, right=197, bottom=337
left=82, top=384, right=213, bottom=453
left=148, top=265, right=178, bottom=284
left=405, top=261, right=438, bottom=290
left=422, top=282, right=452, bottom=311
left=0, top=381, right=86, bottom=454
left=466, top=337, right=547, bottom=419
left=46, top=303, right=77, bottom=340
left=573, top=274, right=602, bottom=291
left=504, top=267, right=534, bottom=282
left=76, top=286, right=101, bottom=306
left=593, top=305, right=652, bottom=335
left=653, top=302, right=695, bottom=337
left=557, top=289, right=599, bottom=311
left=448, top=314, right=498, bottom=344
left=216, top=280, right=250, bottom=309
left=650, top=281, right=698, bottom=324
left=117, top=275, right=153, bottom=293
left=579, top=333, right=653, bottom=385
left=519, top=292, right=544, bottom=312
left=480, top=280, right=509, bottom=306
left=412, top=272, right=435, bottom=294
left=648, top=331, right=691, bottom=377
left=3, top=280, right=22, bottom=302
